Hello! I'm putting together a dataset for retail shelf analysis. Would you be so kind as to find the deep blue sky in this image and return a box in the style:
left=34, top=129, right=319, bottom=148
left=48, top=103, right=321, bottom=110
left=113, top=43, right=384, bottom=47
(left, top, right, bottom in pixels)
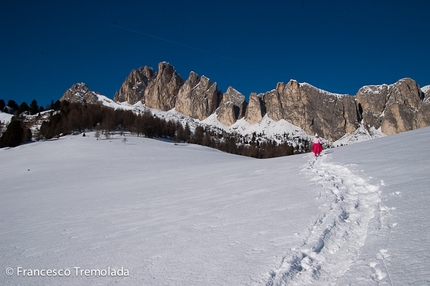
left=1, top=0, right=429, bottom=107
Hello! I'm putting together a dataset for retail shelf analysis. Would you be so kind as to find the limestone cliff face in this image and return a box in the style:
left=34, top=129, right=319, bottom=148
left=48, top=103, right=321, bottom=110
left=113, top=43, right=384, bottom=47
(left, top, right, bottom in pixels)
left=216, top=101, right=236, bottom=126
left=113, top=62, right=183, bottom=111
left=291, top=82, right=358, bottom=142
left=422, top=86, right=430, bottom=101
left=216, top=86, right=245, bottom=126
left=113, top=66, right=156, bottom=104
left=244, top=92, right=264, bottom=124
left=261, top=80, right=358, bottom=142
left=143, top=62, right=184, bottom=111
left=249, top=78, right=429, bottom=141
left=416, top=103, right=430, bottom=130
left=261, top=89, right=284, bottom=122
left=417, top=86, right=430, bottom=128
left=60, top=83, right=99, bottom=104
left=356, top=78, right=428, bottom=135
left=175, top=72, right=221, bottom=120
left=276, top=81, right=305, bottom=127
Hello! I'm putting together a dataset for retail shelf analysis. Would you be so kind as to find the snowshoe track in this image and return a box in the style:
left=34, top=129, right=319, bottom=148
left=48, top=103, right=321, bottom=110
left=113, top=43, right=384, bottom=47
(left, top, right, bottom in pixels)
left=267, top=154, right=381, bottom=285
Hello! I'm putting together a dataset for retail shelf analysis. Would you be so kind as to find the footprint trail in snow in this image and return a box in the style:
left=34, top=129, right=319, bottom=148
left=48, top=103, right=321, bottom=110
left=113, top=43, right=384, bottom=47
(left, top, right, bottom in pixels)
left=267, top=154, right=381, bottom=285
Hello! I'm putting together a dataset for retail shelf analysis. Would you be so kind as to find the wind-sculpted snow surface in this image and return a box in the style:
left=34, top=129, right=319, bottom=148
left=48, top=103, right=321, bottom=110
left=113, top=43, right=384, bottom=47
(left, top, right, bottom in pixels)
left=267, top=154, right=381, bottom=285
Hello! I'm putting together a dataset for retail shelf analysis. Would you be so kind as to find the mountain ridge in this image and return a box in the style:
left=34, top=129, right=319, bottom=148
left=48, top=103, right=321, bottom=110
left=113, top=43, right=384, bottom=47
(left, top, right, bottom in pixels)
left=61, top=61, right=430, bottom=143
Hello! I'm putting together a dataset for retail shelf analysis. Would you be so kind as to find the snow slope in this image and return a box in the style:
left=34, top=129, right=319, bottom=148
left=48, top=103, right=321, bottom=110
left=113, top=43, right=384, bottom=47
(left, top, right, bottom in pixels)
left=333, top=123, right=385, bottom=147
left=0, top=111, right=14, bottom=137
left=0, top=111, right=13, bottom=124
left=1, top=127, right=430, bottom=285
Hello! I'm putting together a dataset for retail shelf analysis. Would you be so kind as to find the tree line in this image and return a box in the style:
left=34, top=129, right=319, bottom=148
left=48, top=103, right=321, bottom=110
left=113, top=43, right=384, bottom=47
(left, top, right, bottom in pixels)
left=0, top=98, right=45, bottom=148
left=1, top=99, right=307, bottom=158
left=0, top=98, right=46, bottom=115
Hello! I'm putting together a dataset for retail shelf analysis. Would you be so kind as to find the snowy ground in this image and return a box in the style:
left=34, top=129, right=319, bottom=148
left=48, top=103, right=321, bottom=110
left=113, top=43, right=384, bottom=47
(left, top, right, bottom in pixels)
left=1, top=127, right=429, bottom=285
left=0, top=111, right=13, bottom=124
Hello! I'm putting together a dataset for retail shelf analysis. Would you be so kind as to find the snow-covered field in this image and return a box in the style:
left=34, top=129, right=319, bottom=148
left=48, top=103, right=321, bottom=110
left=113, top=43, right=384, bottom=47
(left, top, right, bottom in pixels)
left=1, top=127, right=429, bottom=285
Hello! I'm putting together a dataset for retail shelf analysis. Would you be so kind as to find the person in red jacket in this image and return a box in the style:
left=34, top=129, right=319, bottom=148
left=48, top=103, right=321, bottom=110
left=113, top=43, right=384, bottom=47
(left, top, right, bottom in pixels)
left=312, top=133, right=323, bottom=157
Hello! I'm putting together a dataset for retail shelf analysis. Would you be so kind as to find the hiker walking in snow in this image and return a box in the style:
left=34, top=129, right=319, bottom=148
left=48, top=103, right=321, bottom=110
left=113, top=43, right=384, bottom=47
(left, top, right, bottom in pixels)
left=312, top=133, right=323, bottom=157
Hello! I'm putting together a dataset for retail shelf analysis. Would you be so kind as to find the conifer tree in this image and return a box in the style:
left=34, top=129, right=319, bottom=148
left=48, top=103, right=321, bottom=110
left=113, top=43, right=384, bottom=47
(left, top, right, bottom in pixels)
left=193, top=126, right=204, bottom=145
left=17, top=102, right=29, bottom=115
left=174, top=123, right=184, bottom=142
left=184, top=123, right=191, bottom=142
left=7, top=100, right=18, bottom=113
left=0, top=119, right=24, bottom=147
left=29, top=99, right=39, bottom=115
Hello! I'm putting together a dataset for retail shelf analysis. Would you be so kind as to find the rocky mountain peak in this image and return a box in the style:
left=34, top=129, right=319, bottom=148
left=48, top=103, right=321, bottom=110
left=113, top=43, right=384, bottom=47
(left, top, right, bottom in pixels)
left=157, top=62, right=178, bottom=80
left=175, top=72, right=221, bottom=121
left=60, top=82, right=99, bottom=104
left=216, top=86, right=246, bottom=126
left=114, top=62, right=184, bottom=110
left=114, top=66, right=156, bottom=104
left=143, top=62, right=184, bottom=111
left=222, top=86, right=245, bottom=105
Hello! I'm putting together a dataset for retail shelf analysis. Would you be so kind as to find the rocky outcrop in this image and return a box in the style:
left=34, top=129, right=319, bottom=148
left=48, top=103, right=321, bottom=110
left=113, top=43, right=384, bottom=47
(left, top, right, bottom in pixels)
left=417, top=86, right=430, bottom=128
left=113, top=66, right=156, bottom=104
left=143, top=62, right=184, bottom=111
left=240, top=78, right=430, bottom=141
left=175, top=72, right=221, bottom=121
left=244, top=93, right=264, bottom=124
left=259, top=80, right=357, bottom=142
left=291, top=82, right=358, bottom=142
left=216, top=86, right=245, bottom=126
left=216, top=101, right=236, bottom=126
left=356, top=78, right=428, bottom=135
left=261, top=89, right=284, bottom=122
left=113, top=62, right=183, bottom=111
left=60, top=83, right=99, bottom=104
left=250, top=78, right=430, bottom=141
left=422, top=86, right=430, bottom=101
